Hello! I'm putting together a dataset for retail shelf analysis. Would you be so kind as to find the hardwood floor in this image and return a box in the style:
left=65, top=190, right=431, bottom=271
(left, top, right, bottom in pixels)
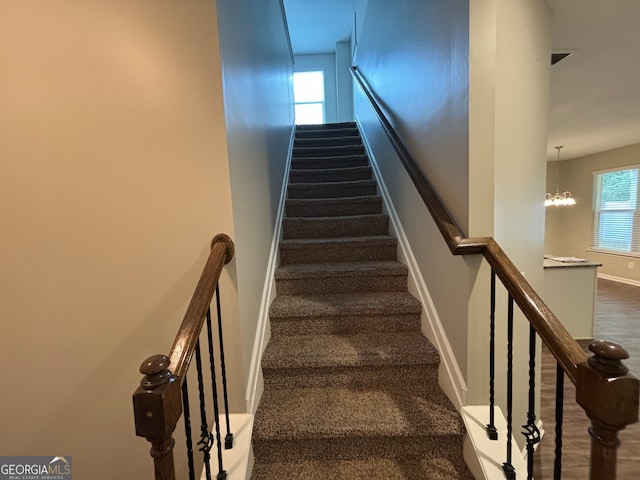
left=534, top=278, right=640, bottom=479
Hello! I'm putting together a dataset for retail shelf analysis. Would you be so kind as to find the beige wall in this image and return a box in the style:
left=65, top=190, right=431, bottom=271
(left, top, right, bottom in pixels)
left=0, top=0, right=292, bottom=478
left=545, top=143, right=640, bottom=283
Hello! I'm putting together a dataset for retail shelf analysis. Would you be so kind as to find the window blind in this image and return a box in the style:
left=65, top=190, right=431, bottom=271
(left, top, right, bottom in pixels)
left=592, top=166, right=640, bottom=254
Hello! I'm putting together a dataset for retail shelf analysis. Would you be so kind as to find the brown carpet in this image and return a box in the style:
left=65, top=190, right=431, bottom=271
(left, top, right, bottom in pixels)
left=251, top=122, right=473, bottom=479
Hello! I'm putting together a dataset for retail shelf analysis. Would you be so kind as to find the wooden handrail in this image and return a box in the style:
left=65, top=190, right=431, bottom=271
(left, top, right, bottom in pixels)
left=132, top=233, right=235, bottom=480
left=351, top=67, right=472, bottom=254
left=168, top=234, right=234, bottom=382
left=351, top=65, right=587, bottom=383
left=351, top=65, right=638, bottom=479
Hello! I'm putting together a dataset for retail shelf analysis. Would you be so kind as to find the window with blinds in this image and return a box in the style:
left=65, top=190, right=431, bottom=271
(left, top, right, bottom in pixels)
left=592, top=166, right=640, bottom=254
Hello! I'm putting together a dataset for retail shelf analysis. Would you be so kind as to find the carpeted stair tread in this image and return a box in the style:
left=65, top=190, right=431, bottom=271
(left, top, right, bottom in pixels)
left=282, top=213, right=389, bottom=239
left=291, top=154, right=369, bottom=169
left=274, top=261, right=408, bottom=295
left=261, top=331, right=439, bottom=371
left=279, top=235, right=398, bottom=264
left=285, top=195, right=383, bottom=217
left=295, top=136, right=362, bottom=148
left=287, top=179, right=377, bottom=199
left=275, top=260, right=407, bottom=280
left=279, top=234, right=396, bottom=250
left=289, top=165, right=372, bottom=183
left=296, top=122, right=356, bottom=129
left=294, top=127, right=359, bottom=139
left=268, top=313, right=420, bottom=336
left=251, top=455, right=474, bottom=480
left=253, top=383, right=464, bottom=440
left=296, top=125, right=358, bottom=134
left=269, top=291, right=421, bottom=318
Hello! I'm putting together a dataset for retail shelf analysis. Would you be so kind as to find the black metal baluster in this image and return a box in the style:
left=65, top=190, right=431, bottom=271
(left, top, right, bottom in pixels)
left=182, top=379, right=196, bottom=480
left=214, top=283, right=234, bottom=449
left=206, top=307, right=227, bottom=480
left=502, top=294, right=516, bottom=480
left=487, top=269, right=498, bottom=440
left=522, top=324, right=541, bottom=479
left=195, top=340, right=214, bottom=480
left=554, top=364, right=565, bottom=480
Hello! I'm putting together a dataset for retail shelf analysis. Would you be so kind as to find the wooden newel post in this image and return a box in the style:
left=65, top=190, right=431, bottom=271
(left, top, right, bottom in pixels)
left=576, top=340, right=639, bottom=480
left=133, top=354, right=183, bottom=480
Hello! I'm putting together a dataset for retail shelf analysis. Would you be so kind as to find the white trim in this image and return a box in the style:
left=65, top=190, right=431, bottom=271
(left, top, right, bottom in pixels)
left=357, top=117, right=468, bottom=410
left=587, top=248, right=640, bottom=260
left=597, top=272, right=640, bottom=288
left=199, top=414, right=254, bottom=480
left=592, top=163, right=640, bottom=176
left=245, top=125, right=295, bottom=414
left=462, top=406, right=528, bottom=480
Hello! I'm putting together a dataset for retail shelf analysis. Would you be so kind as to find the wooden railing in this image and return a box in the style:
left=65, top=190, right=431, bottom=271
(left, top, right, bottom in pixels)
left=351, top=65, right=639, bottom=479
left=132, top=234, right=235, bottom=480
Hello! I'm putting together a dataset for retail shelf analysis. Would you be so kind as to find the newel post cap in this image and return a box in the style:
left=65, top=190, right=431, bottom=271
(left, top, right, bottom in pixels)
left=588, top=340, right=629, bottom=377
left=139, top=354, right=172, bottom=390
left=576, top=340, right=639, bottom=428
left=133, top=354, right=182, bottom=439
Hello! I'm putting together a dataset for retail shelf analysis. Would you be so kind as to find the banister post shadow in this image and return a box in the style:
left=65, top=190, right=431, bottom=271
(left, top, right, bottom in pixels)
left=576, top=340, right=640, bottom=480
left=133, top=354, right=182, bottom=480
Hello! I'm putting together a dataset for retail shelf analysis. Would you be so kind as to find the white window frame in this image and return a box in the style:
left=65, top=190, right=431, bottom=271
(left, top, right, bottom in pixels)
left=590, top=165, right=640, bottom=257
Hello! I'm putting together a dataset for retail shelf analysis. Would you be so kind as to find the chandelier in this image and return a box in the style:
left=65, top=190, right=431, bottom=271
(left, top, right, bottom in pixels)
left=545, top=146, right=576, bottom=207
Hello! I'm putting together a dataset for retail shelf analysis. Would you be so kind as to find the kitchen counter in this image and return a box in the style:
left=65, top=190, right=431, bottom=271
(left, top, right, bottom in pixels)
left=543, top=255, right=602, bottom=339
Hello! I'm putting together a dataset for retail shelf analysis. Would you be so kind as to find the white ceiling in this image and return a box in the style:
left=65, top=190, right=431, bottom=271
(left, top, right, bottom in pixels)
left=284, top=0, right=640, bottom=162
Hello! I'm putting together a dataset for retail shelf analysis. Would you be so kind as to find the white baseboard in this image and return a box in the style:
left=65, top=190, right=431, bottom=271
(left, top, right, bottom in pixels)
left=462, top=406, right=528, bottom=480
left=245, top=126, right=295, bottom=415
left=598, top=273, right=640, bottom=288
left=199, top=414, right=254, bottom=480
left=357, top=117, right=467, bottom=410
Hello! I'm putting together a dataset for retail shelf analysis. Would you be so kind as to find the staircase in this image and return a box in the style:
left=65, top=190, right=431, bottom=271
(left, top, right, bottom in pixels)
left=251, top=123, right=473, bottom=479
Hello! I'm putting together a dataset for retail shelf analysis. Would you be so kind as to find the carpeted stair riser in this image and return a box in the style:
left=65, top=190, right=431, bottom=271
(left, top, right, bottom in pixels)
left=261, top=364, right=438, bottom=390
left=296, top=121, right=357, bottom=129
left=291, top=154, right=369, bottom=170
left=253, top=432, right=465, bottom=464
left=289, top=165, right=372, bottom=183
left=251, top=442, right=471, bottom=480
left=285, top=196, right=383, bottom=217
left=293, top=144, right=365, bottom=158
left=250, top=454, right=471, bottom=480
left=282, top=214, right=389, bottom=239
left=279, top=236, right=397, bottom=264
left=275, top=261, right=408, bottom=295
left=287, top=180, right=377, bottom=199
